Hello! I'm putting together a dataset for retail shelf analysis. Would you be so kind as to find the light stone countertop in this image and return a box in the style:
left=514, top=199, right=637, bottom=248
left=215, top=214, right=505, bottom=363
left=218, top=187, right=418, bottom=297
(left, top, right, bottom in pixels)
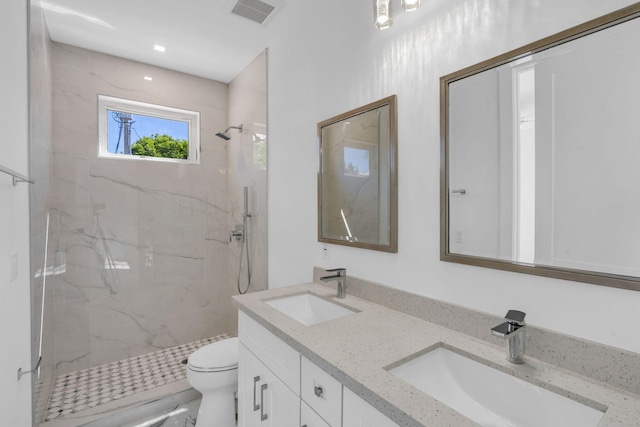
left=233, top=282, right=640, bottom=427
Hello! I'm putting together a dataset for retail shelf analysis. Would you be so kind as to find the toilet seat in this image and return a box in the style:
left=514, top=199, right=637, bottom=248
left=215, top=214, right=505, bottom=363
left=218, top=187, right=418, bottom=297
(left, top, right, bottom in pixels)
left=187, top=337, right=239, bottom=373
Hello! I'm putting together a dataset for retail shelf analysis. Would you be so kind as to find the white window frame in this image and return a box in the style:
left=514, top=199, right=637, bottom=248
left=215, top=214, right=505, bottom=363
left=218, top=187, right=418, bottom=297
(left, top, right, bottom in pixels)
left=97, top=95, right=200, bottom=164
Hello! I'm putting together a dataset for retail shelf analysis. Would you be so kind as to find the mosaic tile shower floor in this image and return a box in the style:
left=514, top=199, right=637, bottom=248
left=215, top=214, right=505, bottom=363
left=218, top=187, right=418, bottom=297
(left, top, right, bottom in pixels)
left=44, top=334, right=231, bottom=423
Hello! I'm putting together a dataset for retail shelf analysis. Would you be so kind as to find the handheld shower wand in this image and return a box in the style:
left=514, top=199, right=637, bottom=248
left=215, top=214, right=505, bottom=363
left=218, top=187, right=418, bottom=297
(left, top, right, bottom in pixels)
left=237, top=186, right=252, bottom=294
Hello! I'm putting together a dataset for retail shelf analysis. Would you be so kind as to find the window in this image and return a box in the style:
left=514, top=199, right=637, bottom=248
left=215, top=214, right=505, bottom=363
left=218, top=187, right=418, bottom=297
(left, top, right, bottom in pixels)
left=343, top=145, right=370, bottom=177
left=98, top=95, right=200, bottom=164
left=253, top=132, right=267, bottom=169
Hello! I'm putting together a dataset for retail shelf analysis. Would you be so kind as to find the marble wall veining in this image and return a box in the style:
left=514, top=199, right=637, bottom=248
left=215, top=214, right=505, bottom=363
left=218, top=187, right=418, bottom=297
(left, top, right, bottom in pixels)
left=226, top=50, right=269, bottom=332
left=50, top=43, right=232, bottom=373
left=321, top=106, right=390, bottom=246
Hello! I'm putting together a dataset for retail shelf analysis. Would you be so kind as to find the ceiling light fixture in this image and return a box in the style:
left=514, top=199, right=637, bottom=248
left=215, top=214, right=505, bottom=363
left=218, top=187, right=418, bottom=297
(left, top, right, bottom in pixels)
left=373, top=0, right=393, bottom=30
left=374, top=0, right=423, bottom=29
left=144, top=76, right=153, bottom=81
left=153, top=44, right=166, bottom=53
left=401, top=0, right=421, bottom=12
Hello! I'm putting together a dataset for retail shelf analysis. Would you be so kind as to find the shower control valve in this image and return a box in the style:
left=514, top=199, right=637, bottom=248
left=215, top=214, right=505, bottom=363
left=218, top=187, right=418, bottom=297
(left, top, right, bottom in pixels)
left=229, top=224, right=244, bottom=242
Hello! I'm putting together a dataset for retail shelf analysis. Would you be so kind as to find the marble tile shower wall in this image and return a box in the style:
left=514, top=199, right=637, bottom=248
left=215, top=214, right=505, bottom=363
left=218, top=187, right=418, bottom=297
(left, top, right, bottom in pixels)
left=50, top=43, right=233, bottom=375
left=227, top=50, right=269, bottom=324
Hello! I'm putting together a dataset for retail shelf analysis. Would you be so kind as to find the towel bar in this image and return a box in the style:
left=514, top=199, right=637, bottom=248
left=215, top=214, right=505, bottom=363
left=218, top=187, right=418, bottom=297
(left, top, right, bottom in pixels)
left=0, top=164, right=34, bottom=186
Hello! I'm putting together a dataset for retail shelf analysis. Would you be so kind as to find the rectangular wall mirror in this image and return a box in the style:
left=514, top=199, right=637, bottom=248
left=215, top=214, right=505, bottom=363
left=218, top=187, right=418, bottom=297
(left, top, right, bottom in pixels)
left=441, top=3, right=640, bottom=291
left=318, top=95, right=398, bottom=253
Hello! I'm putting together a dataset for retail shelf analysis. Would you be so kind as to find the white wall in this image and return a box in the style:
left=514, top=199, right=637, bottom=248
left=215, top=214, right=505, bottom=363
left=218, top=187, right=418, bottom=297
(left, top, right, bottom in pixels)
left=0, top=0, right=33, bottom=424
left=267, top=0, right=640, bottom=354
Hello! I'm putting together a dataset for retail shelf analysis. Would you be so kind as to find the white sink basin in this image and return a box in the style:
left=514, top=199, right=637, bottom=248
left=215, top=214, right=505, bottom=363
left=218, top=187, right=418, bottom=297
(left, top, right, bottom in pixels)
left=265, top=293, right=355, bottom=326
left=388, top=346, right=604, bottom=427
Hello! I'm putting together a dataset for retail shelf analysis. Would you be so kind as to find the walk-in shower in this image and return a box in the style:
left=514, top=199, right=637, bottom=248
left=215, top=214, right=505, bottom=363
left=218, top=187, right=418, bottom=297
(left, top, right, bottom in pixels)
left=28, top=20, right=267, bottom=420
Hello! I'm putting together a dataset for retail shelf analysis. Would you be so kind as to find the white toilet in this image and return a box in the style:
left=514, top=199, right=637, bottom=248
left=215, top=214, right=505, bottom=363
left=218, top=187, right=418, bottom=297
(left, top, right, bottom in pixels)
left=186, top=337, right=239, bottom=427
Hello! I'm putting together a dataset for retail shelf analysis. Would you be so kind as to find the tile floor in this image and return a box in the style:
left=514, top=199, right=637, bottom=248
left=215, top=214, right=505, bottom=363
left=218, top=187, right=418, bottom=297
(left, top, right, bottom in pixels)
left=43, top=334, right=231, bottom=423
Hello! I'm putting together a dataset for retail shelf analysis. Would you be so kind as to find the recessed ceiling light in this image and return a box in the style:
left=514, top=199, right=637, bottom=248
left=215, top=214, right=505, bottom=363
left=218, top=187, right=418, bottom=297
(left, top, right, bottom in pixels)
left=144, top=76, right=153, bottom=81
left=153, top=44, right=166, bottom=53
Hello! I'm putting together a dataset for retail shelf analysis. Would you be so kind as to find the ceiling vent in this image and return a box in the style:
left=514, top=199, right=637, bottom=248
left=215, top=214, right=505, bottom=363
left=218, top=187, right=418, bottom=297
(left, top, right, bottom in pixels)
left=231, top=0, right=277, bottom=25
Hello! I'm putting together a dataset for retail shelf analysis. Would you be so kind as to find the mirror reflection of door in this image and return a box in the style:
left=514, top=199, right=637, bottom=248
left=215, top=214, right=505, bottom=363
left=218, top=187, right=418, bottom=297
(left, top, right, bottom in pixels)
left=448, top=70, right=502, bottom=259
left=449, top=63, right=536, bottom=264
left=445, top=9, right=640, bottom=281
left=533, top=23, right=640, bottom=276
left=514, top=66, right=536, bottom=264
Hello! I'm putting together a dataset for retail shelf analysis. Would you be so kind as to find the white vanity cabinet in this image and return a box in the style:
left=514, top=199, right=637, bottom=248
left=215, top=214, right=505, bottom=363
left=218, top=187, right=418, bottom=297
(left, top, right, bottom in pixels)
left=238, top=312, right=301, bottom=427
left=238, top=343, right=299, bottom=427
left=238, top=311, right=400, bottom=427
left=343, top=387, right=401, bottom=427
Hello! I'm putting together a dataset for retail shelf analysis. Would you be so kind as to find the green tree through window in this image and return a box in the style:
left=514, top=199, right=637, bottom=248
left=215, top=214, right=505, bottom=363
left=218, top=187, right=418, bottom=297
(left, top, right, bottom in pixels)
left=98, top=95, right=200, bottom=164
left=131, top=134, right=188, bottom=159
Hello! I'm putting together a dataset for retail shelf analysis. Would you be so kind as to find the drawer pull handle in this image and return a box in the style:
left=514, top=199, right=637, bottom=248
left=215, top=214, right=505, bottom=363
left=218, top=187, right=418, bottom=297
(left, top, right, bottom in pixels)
left=314, top=385, right=324, bottom=397
left=260, top=383, right=269, bottom=421
left=253, top=376, right=260, bottom=411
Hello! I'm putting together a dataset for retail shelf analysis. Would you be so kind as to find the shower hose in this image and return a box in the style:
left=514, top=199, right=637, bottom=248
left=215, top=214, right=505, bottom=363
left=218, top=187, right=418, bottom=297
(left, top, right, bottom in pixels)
left=237, top=213, right=251, bottom=294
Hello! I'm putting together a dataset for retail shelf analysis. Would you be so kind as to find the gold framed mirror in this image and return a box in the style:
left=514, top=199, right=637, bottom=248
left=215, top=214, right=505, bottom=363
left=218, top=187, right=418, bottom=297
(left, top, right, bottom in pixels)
left=318, top=95, right=398, bottom=253
left=441, top=3, right=640, bottom=291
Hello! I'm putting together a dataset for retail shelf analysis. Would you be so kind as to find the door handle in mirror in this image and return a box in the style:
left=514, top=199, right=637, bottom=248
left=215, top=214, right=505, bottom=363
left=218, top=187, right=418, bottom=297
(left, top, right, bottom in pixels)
left=253, top=376, right=260, bottom=411
left=260, top=383, right=268, bottom=421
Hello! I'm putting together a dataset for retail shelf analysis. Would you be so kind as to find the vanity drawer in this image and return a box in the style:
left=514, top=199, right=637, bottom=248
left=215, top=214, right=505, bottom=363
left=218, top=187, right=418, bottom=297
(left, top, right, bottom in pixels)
left=301, top=356, right=342, bottom=427
left=301, top=400, right=331, bottom=427
left=238, top=311, right=301, bottom=395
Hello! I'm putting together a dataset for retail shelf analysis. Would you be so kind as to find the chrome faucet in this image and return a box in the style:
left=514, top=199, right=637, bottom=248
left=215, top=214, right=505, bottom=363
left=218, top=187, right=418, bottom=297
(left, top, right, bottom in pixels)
left=320, top=268, right=347, bottom=299
left=491, top=310, right=526, bottom=364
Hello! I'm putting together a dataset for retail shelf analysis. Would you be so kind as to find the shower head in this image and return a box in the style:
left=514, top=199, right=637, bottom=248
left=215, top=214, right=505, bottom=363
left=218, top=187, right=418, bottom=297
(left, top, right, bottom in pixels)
left=215, top=124, right=243, bottom=140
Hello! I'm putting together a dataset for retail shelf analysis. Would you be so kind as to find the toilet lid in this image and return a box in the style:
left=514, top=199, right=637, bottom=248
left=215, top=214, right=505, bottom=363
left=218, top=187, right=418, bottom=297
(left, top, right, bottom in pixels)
left=188, top=337, right=239, bottom=373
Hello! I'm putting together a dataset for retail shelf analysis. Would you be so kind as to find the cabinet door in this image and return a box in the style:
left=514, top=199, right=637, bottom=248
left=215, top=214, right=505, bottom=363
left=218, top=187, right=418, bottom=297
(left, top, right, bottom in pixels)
left=239, top=343, right=300, bottom=427
left=239, top=343, right=263, bottom=427
left=239, top=312, right=300, bottom=394
left=343, top=388, right=400, bottom=427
